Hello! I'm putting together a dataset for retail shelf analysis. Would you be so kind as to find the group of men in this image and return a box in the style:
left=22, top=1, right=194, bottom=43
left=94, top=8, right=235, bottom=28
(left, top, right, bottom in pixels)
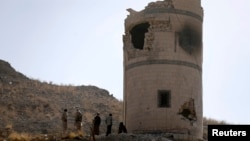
left=93, top=113, right=127, bottom=136
left=93, top=113, right=113, bottom=136
left=61, top=108, right=83, bottom=134
left=61, top=108, right=126, bottom=136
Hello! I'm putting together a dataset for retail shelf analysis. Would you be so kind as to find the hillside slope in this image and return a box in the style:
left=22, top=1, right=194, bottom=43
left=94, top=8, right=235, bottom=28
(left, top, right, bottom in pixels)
left=0, top=59, right=229, bottom=141
left=0, top=59, right=123, bottom=134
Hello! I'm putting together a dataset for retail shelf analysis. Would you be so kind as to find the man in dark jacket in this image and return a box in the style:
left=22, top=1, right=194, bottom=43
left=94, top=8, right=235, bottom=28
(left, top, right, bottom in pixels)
left=93, top=113, right=101, bottom=135
left=118, top=122, right=127, bottom=134
left=61, top=109, right=68, bottom=134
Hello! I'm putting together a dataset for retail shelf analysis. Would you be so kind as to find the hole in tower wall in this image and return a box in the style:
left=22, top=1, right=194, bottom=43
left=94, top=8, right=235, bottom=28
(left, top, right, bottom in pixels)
left=178, top=98, right=197, bottom=123
left=130, top=22, right=150, bottom=50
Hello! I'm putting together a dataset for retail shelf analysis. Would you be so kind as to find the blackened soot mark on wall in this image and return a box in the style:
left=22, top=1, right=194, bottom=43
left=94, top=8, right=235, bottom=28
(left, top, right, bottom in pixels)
left=178, top=25, right=201, bottom=54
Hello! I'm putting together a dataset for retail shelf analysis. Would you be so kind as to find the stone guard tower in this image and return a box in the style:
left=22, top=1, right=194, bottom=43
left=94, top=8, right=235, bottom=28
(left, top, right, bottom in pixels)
left=123, top=0, right=203, bottom=139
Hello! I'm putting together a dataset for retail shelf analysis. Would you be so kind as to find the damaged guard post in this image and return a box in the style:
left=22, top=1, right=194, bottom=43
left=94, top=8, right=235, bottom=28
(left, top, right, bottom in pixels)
left=123, top=0, right=203, bottom=140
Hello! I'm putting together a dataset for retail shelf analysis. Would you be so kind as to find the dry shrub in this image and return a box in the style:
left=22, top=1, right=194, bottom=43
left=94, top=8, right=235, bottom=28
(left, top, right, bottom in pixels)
left=68, top=132, right=77, bottom=138
left=8, top=132, right=31, bottom=141
left=203, top=117, right=228, bottom=125
left=5, top=124, right=13, bottom=129
left=68, top=131, right=84, bottom=139
left=30, top=135, right=44, bottom=141
left=8, top=133, right=57, bottom=141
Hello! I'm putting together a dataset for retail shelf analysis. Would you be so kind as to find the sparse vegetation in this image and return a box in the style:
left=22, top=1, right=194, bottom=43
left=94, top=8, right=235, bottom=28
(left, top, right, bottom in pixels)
left=203, top=117, right=228, bottom=125
left=0, top=59, right=123, bottom=140
left=8, top=132, right=32, bottom=141
left=0, top=59, right=229, bottom=141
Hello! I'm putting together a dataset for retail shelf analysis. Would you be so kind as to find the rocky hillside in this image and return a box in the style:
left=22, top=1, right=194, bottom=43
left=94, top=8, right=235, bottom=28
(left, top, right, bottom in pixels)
left=0, top=59, right=229, bottom=141
left=0, top=59, right=123, bottom=134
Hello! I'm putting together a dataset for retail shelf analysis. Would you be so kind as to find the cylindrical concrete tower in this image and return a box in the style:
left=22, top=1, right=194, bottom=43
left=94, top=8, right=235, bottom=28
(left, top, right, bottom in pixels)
left=123, top=0, right=203, bottom=139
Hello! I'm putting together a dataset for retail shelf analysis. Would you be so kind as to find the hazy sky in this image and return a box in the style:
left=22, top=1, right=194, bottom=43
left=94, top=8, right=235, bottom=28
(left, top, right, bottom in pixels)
left=1, top=0, right=250, bottom=125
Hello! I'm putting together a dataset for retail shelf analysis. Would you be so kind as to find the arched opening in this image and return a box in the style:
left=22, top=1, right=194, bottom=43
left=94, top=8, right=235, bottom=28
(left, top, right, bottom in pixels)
left=130, top=22, right=150, bottom=50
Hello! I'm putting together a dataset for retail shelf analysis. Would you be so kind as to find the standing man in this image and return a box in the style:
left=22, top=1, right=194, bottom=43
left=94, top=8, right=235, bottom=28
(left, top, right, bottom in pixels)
left=75, top=108, right=82, bottom=132
left=105, top=113, right=112, bottom=136
left=93, top=113, right=101, bottom=135
left=61, top=109, right=68, bottom=134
